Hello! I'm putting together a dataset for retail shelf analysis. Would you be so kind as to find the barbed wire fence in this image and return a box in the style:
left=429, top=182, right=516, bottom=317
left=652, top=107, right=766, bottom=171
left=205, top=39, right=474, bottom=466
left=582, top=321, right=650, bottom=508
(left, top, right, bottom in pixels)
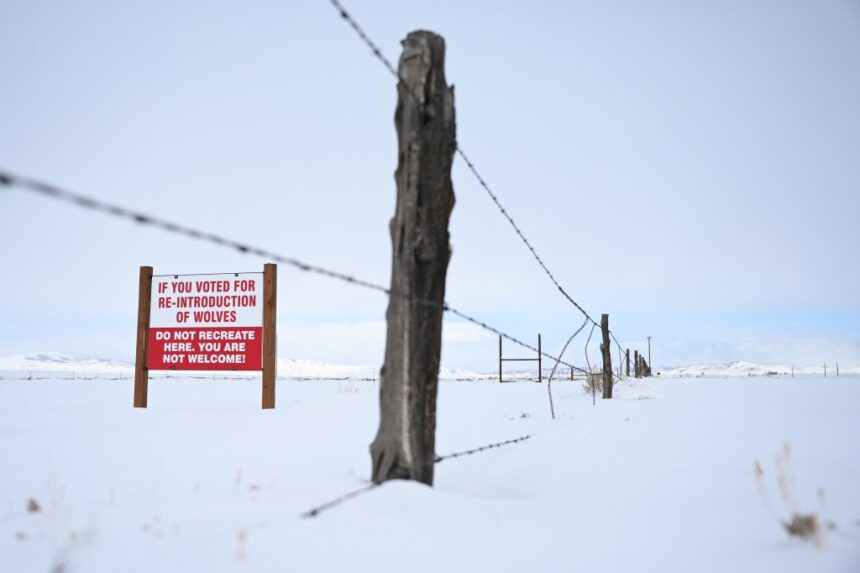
left=324, top=0, right=646, bottom=404
left=1, top=0, right=656, bottom=518
left=0, top=170, right=591, bottom=376
left=327, top=0, right=601, bottom=325
left=0, top=1, right=649, bottom=391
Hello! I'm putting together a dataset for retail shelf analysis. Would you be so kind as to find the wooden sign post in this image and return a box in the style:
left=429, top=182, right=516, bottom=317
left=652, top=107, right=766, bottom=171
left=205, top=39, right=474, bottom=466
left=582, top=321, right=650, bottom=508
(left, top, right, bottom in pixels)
left=262, top=263, right=277, bottom=409
left=134, top=264, right=278, bottom=409
left=133, top=266, right=153, bottom=408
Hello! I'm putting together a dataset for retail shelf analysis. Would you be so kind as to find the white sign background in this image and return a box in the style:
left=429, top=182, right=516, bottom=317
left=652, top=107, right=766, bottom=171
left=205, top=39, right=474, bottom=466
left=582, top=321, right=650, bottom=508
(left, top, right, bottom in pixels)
left=150, top=273, right=263, bottom=328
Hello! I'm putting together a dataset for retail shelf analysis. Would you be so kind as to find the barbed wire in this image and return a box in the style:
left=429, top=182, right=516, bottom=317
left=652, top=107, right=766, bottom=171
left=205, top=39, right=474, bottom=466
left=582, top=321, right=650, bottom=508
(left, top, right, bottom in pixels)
left=454, top=149, right=599, bottom=326
left=325, top=0, right=601, bottom=330
left=301, top=482, right=380, bottom=518
left=434, top=434, right=533, bottom=464
left=328, top=0, right=399, bottom=78
left=0, top=168, right=587, bottom=373
left=301, top=433, right=534, bottom=518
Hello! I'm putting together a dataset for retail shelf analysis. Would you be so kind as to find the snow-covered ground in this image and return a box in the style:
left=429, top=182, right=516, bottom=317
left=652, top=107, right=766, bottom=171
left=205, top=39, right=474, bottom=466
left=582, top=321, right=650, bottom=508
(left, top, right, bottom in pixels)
left=2, top=373, right=858, bottom=572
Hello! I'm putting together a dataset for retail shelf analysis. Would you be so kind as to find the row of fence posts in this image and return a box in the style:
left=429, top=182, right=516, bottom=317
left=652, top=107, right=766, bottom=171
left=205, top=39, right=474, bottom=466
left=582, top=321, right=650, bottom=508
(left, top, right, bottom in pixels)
left=823, top=362, right=841, bottom=376
left=496, top=315, right=653, bottom=397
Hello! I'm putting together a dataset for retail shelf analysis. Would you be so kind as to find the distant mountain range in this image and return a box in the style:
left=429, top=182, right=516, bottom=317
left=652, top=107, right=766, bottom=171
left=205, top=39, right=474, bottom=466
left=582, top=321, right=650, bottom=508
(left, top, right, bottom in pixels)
left=0, top=352, right=855, bottom=378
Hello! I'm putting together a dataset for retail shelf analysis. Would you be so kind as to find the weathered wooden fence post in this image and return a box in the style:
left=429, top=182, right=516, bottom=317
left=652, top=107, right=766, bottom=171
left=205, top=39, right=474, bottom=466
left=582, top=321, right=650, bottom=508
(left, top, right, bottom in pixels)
left=634, top=350, right=640, bottom=378
left=370, top=31, right=456, bottom=486
left=625, top=348, right=631, bottom=377
left=640, top=355, right=651, bottom=377
left=600, top=314, right=613, bottom=399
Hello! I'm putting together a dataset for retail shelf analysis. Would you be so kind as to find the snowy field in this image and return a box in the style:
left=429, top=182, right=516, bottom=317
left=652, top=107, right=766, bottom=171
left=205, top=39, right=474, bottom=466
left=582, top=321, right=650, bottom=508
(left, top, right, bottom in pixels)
left=2, top=374, right=859, bottom=572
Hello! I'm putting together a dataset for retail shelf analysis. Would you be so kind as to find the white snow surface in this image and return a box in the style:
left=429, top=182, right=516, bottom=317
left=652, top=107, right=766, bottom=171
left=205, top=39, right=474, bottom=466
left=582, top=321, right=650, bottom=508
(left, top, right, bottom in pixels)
left=1, top=375, right=859, bottom=572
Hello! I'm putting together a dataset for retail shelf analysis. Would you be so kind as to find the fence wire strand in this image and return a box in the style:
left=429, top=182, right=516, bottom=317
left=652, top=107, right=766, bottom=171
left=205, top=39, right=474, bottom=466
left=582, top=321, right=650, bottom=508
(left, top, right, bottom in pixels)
left=301, top=482, right=380, bottom=519
left=5, top=0, right=644, bottom=382
left=434, top=434, right=533, bottom=464
left=0, top=169, right=585, bottom=372
left=302, top=433, right=534, bottom=518
left=326, top=0, right=604, bottom=331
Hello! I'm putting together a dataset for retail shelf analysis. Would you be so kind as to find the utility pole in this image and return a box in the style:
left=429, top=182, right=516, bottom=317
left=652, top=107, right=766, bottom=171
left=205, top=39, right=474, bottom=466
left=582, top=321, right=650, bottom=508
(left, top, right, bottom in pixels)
left=647, top=336, right=652, bottom=372
left=823, top=362, right=827, bottom=377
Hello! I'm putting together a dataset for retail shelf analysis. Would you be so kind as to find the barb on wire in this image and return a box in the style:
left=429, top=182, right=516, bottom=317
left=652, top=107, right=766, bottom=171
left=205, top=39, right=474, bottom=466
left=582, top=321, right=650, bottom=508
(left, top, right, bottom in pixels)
left=455, top=148, right=597, bottom=326
left=547, top=317, right=589, bottom=420
left=0, top=169, right=580, bottom=371
left=328, top=0, right=399, bottom=78
left=434, top=434, right=533, bottom=464
left=326, top=0, right=601, bottom=330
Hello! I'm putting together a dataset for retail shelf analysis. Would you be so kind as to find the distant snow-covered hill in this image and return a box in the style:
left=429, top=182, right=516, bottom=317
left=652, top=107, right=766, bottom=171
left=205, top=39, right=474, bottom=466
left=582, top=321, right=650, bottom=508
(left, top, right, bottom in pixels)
left=0, top=352, right=485, bottom=380
left=657, top=360, right=859, bottom=377
left=0, top=352, right=133, bottom=373
left=1, top=353, right=855, bottom=379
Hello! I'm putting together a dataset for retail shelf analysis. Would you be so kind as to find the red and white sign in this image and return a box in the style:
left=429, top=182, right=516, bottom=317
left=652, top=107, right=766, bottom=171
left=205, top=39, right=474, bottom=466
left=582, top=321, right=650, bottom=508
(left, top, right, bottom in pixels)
left=147, top=274, right=263, bottom=371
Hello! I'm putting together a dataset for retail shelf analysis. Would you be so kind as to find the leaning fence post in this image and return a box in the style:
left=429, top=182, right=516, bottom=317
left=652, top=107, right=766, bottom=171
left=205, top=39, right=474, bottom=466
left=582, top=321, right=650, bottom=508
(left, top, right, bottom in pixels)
left=600, top=314, right=613, bottom=399
left=370, top=31, right=456, bottom=487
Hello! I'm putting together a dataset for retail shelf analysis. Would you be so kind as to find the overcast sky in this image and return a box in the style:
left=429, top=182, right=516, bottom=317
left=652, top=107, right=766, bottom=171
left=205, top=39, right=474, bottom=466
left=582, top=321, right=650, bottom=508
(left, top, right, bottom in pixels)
left=1, top=0, right=858, bottom=371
